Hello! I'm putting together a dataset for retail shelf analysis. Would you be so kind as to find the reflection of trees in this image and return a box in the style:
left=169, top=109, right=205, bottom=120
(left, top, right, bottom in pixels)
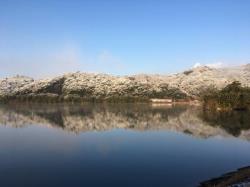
left=199, top=110, right=250, bottom=136
left=0, top=103, right=187, bottom=131
left=1, top=103, right=250, bottom=139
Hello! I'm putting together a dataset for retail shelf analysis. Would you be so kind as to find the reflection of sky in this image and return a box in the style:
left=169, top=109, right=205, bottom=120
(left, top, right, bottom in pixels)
left=0, top=125, right=250, bottom=187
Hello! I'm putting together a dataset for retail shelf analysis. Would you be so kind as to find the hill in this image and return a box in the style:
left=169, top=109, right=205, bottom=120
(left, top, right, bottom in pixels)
left=0, top=64, right=250, bottom=102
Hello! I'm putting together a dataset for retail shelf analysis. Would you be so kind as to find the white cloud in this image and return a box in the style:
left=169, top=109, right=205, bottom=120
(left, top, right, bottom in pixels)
left=98, top=51, right=118, bottom=64
left=193, top=62, right=202, bottom=68
left=0, top=46, right=125, bottom=78
left=97, top=50, right=124, bottom=69
left=76, top=50, right=125, bottom=75
left=193, top=62, right=224, bottom=69
left=0, top=46, right=82, bottom=78
left=206, top=62, right=224, bottom=68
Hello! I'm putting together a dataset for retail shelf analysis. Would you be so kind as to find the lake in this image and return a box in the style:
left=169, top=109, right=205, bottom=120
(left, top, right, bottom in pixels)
left=0, top=103, right=250, bottom=187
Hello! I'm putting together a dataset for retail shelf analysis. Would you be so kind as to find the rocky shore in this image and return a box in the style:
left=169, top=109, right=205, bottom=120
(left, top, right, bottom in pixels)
left=0, top=64, right=250, bottom=102
left=200, top=166, right=250, bottom=187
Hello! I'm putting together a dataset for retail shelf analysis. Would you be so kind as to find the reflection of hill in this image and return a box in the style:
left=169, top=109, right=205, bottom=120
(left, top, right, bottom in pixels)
left=200, top=110, right=250, bottom=137
left=0, top=103, right=249, bottom=140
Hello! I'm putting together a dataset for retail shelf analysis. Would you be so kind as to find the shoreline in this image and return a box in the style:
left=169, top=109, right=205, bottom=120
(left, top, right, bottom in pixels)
left=0, top=97, right=198, bottom=104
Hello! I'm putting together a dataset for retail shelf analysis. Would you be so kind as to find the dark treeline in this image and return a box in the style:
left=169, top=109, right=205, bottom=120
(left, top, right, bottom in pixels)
left=201, top=81, right=250, bottom=111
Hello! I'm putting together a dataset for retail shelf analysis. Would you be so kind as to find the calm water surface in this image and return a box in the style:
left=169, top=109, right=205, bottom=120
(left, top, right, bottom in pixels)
left=0, top=103, right=250, bottom=187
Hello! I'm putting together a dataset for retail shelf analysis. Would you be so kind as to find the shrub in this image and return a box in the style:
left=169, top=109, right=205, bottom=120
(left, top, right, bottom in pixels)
left=201, top=81, right=250, bottom=110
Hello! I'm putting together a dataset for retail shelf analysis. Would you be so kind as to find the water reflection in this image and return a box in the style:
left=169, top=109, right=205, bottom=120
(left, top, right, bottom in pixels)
left=0, top=103, right=250, bottom=140
left=1, top=103, right=250, bottom=187
left=200, top=110, right=250, bottom=137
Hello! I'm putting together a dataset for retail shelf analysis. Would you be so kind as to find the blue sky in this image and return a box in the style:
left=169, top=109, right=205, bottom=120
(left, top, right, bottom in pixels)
left=0, top=0, right=250, bottom=78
